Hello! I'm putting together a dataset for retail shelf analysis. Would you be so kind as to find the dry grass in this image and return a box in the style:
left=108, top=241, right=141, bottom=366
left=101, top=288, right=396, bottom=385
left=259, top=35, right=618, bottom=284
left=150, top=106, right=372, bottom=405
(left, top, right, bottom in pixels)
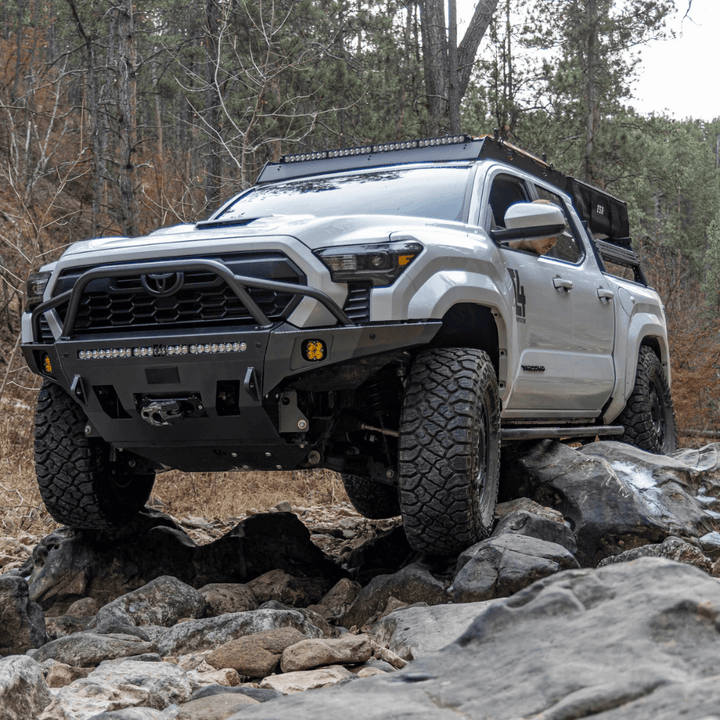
left=152, top=468, right=347, bottom=523
left=0, top=387, right=54, bottom=537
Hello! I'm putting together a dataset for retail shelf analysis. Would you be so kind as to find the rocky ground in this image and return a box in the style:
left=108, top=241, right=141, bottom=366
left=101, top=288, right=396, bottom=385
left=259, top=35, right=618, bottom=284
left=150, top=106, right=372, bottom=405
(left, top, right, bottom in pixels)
left=3, top=440, right=720, bottom=719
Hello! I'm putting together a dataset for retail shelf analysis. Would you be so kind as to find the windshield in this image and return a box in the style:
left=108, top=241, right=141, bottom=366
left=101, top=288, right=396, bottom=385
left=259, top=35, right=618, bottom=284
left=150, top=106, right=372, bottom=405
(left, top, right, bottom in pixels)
left=215, top=166, right=473, bottom=223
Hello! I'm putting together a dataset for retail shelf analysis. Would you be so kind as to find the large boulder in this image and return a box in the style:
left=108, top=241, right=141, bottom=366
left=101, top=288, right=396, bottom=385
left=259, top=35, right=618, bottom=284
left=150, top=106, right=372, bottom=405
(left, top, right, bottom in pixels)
left=504, top=440, right=716, bottom=565
left=222, top=558, right=720, bottom=719
left=0, top=655, right=52, bottom=720
left=494, top=498, right=577, bottom=553
left=0, top=576, right=47, bottom=655
left=28, top=511, right=344, bottom=615
left=96, top=576, right=206, bottom=630
left=341, top=562, right=450, bottom=629
left=450, top=533, right=579, bottom=602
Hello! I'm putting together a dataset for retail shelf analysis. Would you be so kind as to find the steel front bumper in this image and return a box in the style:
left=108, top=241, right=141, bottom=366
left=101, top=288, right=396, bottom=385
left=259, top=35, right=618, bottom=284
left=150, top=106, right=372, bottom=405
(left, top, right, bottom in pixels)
left=22, top=259, right=440, bottom=471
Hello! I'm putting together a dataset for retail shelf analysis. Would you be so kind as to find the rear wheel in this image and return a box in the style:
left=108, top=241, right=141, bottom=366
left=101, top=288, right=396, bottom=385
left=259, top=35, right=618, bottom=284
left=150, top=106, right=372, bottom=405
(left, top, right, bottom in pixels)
left=616, top=346, right=677, bottom=454
left=398, top=348, right=501, bottom=555
left=341, top=474, right=400, bottom=519
left=35, top=381, right=155, bottom=528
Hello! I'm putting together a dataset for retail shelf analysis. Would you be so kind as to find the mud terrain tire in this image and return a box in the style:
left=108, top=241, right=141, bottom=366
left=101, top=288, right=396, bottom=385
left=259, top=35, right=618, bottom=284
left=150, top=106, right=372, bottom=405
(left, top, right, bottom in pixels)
left=341, top=474, right=401, bottom=519
left=398, top=348, right=500, bottom=555
left=35, top=381, right=155, bottom=528
left=616, top=346, right=677, bottom=454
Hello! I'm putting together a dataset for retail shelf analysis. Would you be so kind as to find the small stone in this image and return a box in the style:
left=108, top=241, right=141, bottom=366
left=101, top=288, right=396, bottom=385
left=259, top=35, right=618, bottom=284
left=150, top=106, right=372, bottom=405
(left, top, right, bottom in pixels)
left=65, top=597, right=99, bottom=617
left=280, top=633, right=373, bottom=672
left=175, top=693, right=259, bottom=719
left=206, top=627, right=307, bottom=677
left=259, top=665, right=354, bottom=694
left=247, top=569, right=327, bottom=607
left=198, top=583, right=258, bottom=617
left=276, top=501, right=293, bottom=513
left=44, top=662, right=92, bottom=688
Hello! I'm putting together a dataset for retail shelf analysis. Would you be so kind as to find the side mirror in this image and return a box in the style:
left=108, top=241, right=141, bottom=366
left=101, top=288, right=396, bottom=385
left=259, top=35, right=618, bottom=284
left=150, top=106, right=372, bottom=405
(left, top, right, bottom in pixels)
left=491, top=202, right=566, bottom=243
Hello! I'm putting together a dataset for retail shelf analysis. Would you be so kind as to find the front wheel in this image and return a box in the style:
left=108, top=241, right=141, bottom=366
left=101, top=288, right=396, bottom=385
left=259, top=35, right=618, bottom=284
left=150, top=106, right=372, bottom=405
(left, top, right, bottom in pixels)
left=398, top=348, right=501, bottom=555
left=616, top=346, right=677, bottom=454
left=34, top=381, right=155, bottom=528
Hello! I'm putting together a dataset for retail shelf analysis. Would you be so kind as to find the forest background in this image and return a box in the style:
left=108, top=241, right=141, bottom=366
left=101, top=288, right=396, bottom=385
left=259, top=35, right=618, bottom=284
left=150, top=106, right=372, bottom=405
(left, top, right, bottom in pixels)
left=0, top=0, right=719, bottom=528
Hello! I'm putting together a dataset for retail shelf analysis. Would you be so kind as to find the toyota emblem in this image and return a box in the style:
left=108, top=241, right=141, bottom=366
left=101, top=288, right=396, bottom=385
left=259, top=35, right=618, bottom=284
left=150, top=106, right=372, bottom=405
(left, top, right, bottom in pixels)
left=141, top=271, right=184, bottom=296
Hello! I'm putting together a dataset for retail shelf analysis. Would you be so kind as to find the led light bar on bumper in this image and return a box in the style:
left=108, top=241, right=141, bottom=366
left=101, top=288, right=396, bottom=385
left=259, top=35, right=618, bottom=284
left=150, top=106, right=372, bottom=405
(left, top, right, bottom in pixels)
left=314, top=239, right=423, bottom=287
left=77, top=341, right=249, bottom=360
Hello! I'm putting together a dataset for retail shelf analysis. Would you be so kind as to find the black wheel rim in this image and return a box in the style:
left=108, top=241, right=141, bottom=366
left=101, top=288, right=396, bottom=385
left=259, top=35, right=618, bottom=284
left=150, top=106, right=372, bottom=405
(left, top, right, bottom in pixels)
left=649, top=377, right=666, bottom=446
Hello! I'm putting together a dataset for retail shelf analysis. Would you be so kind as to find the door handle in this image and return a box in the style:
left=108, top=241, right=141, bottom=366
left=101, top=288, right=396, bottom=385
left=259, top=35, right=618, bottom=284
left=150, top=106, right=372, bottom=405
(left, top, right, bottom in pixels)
left=597, top=288, right=615, bottom=301
left=553, top=278, right=574, bottom=292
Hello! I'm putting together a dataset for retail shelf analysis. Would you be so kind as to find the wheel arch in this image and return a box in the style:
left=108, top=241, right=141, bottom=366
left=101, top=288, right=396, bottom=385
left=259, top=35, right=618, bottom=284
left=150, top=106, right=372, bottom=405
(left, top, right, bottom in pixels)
left=603, top=313, right=672, bottom=424
left=429, top=303, right=502, bottom=374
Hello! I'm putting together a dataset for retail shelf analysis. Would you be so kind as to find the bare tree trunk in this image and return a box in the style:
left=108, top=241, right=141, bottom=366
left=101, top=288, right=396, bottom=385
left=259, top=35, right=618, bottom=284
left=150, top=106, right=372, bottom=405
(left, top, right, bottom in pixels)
left=116, top=0, right=139, bottom=236
left=420, top=0, right=448, bottom=133
left=448, top=0, right=460, bottom=134
left=584, top=0, right=600, bottom=184
left=457, top=0, right=498, bottom=98
left=204, top=0, right=222, bottom=211
left=421, top=0, right=498, bottom=135
left=64, top=0, right=107, bottom=236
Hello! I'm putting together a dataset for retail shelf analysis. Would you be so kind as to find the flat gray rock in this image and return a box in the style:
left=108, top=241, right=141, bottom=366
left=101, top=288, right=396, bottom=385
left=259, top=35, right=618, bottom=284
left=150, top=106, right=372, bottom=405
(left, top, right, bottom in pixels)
left=371, top=601, right=501, bottom=660
left=152, top=608, right=323, bottom=657
left=32, top=632, right=156, bottom=667
left=223, top=558, right=720, bottom=719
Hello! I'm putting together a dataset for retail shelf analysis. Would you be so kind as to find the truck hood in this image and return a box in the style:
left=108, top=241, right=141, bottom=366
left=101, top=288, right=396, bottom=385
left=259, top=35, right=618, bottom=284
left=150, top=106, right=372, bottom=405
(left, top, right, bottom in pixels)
left=61, top=214, right=468, bottom=258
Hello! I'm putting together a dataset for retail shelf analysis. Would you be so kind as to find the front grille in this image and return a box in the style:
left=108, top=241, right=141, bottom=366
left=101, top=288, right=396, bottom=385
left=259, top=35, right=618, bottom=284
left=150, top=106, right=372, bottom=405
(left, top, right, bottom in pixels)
left=343, top=283, right=371, bottom=322
left=48, top=252, right=305, bottom=336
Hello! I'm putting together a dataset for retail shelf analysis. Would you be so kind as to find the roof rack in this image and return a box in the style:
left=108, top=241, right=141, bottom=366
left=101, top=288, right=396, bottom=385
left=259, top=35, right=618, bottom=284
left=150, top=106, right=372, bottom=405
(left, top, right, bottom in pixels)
left=255, top=134, right=629, bottom=243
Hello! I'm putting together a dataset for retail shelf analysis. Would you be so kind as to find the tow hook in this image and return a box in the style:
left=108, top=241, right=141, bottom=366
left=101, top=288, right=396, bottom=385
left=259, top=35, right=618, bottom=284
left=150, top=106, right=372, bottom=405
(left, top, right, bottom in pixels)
left=139, top=395, right=205, bottom=426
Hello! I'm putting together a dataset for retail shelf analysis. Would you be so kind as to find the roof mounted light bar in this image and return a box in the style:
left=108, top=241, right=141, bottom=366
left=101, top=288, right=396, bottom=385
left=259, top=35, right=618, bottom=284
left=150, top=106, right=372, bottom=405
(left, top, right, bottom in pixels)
left=281, top=135, right=474, bottom=164
left=256, top=135, right=480, bottom=184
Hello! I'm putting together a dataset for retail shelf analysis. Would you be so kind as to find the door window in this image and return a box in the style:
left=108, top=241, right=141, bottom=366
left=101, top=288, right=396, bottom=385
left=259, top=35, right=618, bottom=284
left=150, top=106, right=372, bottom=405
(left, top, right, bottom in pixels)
left=488, top=174, right=530, bottom=229
left=533, top=186, right=584, bottom=264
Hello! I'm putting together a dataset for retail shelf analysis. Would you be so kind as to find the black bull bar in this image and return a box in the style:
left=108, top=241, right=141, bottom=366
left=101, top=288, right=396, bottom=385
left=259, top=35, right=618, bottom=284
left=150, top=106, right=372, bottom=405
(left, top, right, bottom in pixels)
left=30, top=258, right=355, bottom=341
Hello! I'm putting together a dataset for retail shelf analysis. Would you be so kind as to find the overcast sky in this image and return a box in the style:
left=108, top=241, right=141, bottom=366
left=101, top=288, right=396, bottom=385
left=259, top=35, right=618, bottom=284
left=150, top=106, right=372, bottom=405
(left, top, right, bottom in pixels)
left=458, top=0, right=719, bottom=122
left=631, top=0, right=719, bottom=121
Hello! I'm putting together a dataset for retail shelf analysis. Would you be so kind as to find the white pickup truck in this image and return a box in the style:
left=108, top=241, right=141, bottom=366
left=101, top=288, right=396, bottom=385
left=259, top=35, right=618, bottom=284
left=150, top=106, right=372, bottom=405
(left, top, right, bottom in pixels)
left=22, top=134, right=675, bottom=554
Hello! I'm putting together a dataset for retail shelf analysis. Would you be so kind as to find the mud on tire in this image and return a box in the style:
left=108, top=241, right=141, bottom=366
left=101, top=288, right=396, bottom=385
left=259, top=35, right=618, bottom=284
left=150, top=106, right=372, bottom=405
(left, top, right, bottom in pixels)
left=34, top=381, right=155, bottom=528
left=398, top=348, right=501, bottom=555
left=616, top=346, right=677, bottom=454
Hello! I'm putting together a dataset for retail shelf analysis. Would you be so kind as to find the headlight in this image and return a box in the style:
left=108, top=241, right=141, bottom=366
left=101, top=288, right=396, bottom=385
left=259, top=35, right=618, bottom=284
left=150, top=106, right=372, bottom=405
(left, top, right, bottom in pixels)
left=314, top=238, right=423, bottom=287
left=25, top=271, right=53, bottom=311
